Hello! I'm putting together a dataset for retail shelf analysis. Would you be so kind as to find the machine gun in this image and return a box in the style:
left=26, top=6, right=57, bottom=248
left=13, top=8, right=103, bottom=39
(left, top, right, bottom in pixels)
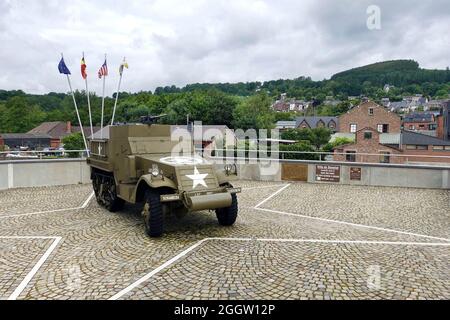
left=139, top=114, right=167, bottom=125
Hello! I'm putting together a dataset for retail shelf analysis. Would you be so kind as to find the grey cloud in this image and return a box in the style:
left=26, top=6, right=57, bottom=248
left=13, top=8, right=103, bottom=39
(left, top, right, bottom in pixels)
left=0, top=0, right=449, bottom=94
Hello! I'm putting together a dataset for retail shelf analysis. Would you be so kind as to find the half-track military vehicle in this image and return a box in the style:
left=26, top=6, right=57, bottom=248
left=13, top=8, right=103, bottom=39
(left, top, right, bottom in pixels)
left=87, top=115, right=240, bottom=237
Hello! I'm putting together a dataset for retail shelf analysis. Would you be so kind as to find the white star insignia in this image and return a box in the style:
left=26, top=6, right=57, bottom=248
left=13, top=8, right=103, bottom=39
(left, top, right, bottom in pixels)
left=186, top=166, right=208, bottom=189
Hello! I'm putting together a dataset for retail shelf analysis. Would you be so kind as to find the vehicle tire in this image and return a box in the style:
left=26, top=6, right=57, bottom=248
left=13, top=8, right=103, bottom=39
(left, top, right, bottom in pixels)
left=93, top=173, right=124, bottom=212
left=92, top=174, right=101, bottom=204
left=216, top=192, right=238, bottom=226
left=142, top=189, right=164, bottom=237
left=103, top=179, right=125, bottom=212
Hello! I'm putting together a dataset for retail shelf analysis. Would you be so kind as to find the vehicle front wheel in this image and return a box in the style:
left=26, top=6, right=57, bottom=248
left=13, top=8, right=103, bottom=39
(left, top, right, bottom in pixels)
left=216, top=193, right=238, bottom=226
left=142, top=189, right=164, bottom=237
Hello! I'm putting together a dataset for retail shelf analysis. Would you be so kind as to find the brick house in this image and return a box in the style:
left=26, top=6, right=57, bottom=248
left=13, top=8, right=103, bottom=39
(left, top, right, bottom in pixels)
left=339, top=101, right=401, bottom=134
left=272, top=94, right=310, bottom=112
left=436, top=101, right=450, bottom=140
left=334, top=101, right=450, bottom=164
left=295, top=117, right=338, bottom=132
left=28, top=121, right=100, bottom=148
left=402, top=112, right=437, bottom=134
left=334, top=127, right=403, bottom=164
left=400, top=130, right=450, bottom=163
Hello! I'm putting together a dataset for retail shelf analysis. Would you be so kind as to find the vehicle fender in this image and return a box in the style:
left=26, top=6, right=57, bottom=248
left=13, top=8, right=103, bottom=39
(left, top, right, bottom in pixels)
left=215, top=170, right=238, bottom=185
left=133, top=174, right=177, bottom=202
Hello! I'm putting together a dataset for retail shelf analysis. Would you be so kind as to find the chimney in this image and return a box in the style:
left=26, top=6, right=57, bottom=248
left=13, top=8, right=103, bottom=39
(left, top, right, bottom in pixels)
left=66, top=121, right=72, bottom=133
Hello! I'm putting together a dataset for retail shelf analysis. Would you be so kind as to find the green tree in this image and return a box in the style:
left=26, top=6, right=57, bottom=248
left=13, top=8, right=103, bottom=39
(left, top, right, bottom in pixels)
left=281, top=127, right=330, bottom=149
left=279, top=142, right=318, bottom=160
left=310, top=127, right=331, bottom=149
left=2, top=96, right=45, bottom=132
left=322, top=137, right=354, bottom=152
left=164, top=98, right=192, bottom=124
left=61, top=132, right=85, bottom=157
left=200, top=90, right=238, bottom=127
left=0, top=103, right=6, bottom=131
left=232, top=92, right=275, bottom=130
left=281, top=128, right=313, bottom=142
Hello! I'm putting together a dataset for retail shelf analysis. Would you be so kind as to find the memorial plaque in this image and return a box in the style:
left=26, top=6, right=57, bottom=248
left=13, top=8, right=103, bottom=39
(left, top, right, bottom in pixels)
left=350, top=167, right=362, bottom=181
left=315, top=165, right=340, bottom=182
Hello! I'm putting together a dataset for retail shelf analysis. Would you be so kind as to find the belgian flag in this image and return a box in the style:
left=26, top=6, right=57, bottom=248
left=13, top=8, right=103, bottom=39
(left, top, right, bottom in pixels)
left=81, top=56, right=87, bottom=79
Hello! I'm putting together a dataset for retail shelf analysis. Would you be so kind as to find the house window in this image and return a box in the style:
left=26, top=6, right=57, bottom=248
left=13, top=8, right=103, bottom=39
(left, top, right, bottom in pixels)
left=364, top=131, right=372, bottom=139
left=379, top=151, right=390, bottom=163
left=433, top=145, right=444, bottom=150
left=377, top=124, right=389, bottom=133
left=409, top=125, right=415, bottom=130
left=346, top=151, right=356, bottom=162
left=417, top=145, right=428, bottom=150
left=350, top=124, right=357, bottom=133
left=377, top=124, right=383, bottom=132
left=369, top=108, right=374, bottom=115
left=328, top=121, right=336, bottom=129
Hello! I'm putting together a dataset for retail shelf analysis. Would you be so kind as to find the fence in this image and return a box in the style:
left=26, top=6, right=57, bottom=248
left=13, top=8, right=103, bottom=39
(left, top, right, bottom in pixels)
left=0, top=150, right=87, bottom=161
left=1, top=149, right=450, bottom=190
left=205, top=148, right=450, bottom=165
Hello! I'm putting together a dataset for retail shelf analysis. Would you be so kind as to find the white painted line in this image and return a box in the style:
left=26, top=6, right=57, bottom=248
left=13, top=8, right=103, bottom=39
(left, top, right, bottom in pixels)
left=6, top=236, right=62, bottom=300
left=241, top=184, right=288, bottom=191
left=7, top=163, right=13, bottom=189
left=110, top=236, right=450, bottom=300
left=0, top=235, right=59, bottom=240
left=252, top=183, right=450, bottom=243
left=81, top=191, right=95, bottom=208
left=0, top=191, right=94, bottom=219
left=109, top=238, right=209, bottom=300
left=254, top=183, right=291, bottom=208
left=209, top=237, right=450, bottom=246
left=256, top=207, right=450, bottom=243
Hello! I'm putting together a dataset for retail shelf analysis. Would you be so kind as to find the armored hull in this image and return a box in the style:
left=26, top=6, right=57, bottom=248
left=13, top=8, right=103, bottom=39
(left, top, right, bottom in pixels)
left=87, top=123, right=240, bottom=237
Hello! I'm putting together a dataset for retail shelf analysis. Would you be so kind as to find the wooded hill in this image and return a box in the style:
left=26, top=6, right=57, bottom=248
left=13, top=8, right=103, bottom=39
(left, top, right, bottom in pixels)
left=0, top=60, right=449, bottom=133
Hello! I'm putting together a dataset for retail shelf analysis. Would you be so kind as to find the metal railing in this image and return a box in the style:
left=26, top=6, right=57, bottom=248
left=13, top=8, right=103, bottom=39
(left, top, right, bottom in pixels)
left=198, top=148, right=450, bottom=167
left=2, top=147, right=450, bottom=167
left=0, top=149, right=88, bottom=160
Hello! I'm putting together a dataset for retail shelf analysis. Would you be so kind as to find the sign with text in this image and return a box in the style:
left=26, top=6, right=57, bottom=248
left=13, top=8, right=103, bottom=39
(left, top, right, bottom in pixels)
left=315, top=165, right=340, bottom=182
left=350, top=167, right=362, bottom=181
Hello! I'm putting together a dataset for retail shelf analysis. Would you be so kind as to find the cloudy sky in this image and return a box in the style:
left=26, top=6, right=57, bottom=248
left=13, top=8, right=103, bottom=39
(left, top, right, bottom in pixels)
left=0, top=0, right=449, bottom=95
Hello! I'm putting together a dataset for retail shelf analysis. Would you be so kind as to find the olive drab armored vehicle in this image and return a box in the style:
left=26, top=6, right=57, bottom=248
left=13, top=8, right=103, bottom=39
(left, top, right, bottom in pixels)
left=86, top=115, right=240, bottom=237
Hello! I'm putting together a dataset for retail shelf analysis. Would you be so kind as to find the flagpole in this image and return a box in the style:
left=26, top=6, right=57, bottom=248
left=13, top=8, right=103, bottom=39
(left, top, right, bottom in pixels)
left=83, top=52, right=94, bottom=138
left=100, top=53, right=106, bottom=139
left=110, top=63, right=123, bottom=125
left=62, top=55, right=89, bottom=156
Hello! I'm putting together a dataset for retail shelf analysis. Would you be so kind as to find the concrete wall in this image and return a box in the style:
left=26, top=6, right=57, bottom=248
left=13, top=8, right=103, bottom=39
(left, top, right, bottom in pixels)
left=1, top=159, right=449, bottom=190
left=307, top=163, right=450, bottom=189
left=237, top=163, right=282, bottom=182
left=0, top=159, right=90, bottom=190
left=237, top=160, right=450, bottom=189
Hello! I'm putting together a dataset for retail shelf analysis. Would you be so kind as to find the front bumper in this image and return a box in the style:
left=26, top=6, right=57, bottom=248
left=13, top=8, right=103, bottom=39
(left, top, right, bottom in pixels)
left=160, top=187, right=241, bottom=211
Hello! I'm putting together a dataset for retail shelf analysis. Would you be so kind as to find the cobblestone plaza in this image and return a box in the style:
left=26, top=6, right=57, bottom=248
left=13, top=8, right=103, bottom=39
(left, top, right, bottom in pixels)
left=0, top=181, right=449, bottom=300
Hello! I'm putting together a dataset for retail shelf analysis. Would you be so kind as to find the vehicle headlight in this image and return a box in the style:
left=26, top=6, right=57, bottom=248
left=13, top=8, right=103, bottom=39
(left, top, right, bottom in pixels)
left=224, top=164, right=237, bottom=175
left=150, top=164, right=160, bottom=177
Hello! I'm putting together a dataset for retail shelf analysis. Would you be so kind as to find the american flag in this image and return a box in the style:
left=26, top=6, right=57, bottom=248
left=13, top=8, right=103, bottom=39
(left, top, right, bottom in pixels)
left=98, top=60, right=108, bottom=79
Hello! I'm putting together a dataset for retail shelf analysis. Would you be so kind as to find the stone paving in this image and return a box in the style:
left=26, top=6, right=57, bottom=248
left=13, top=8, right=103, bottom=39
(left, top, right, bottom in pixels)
left=0, top=181, right=449, bottom=300
left=264, top=183, right=450, bottom=239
